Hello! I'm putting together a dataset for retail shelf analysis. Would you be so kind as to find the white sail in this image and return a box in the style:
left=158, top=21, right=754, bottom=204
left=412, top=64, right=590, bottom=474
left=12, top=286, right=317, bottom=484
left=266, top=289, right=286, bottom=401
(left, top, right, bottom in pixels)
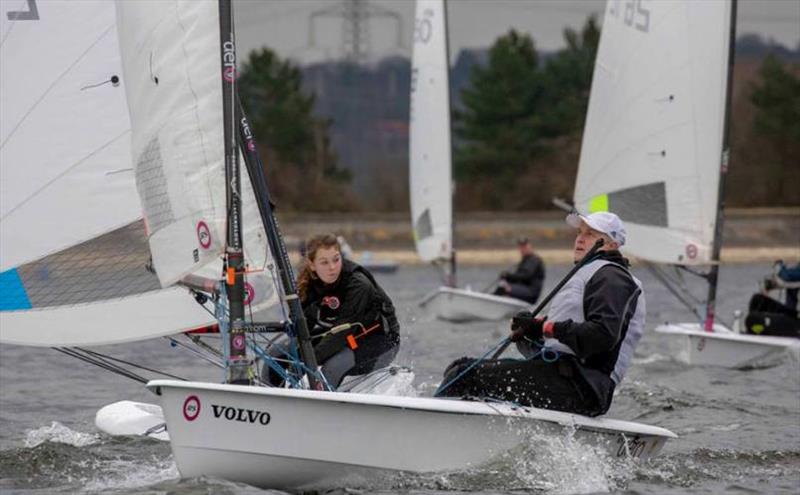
left=409, top=0, right=452, bottom=263
left=115, top=0, right=278, bottom=311
left=574, top=0, right=733, bottom=265
left=0, top=1, right=218, bottom=346
left=0, top=0, right=139, bottom=271
left=0, top=1, right=276, bottom=346
left=115, top=0, right=226, bottom=286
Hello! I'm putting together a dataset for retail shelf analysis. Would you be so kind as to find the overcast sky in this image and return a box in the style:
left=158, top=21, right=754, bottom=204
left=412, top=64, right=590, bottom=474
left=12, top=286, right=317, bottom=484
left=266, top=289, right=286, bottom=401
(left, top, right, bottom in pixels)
left=234, top=0, right=800, bottom=65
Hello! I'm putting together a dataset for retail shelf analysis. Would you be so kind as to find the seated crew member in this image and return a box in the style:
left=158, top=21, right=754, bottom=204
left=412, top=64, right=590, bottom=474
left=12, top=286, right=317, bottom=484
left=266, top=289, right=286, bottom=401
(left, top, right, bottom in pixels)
left=439, top=212, right=645, bottom=417
left=493, top=236, right=545, bottom=304
left=266, top=234, right=400, bottom=388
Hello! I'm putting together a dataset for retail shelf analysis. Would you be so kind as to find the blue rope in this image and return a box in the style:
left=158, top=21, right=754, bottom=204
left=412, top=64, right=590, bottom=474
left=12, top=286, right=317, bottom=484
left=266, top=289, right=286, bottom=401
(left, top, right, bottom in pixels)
left=434, top=337, right=561, bottom=397
left=249, top=343, right=302, bottom=389
left=250, top=338, right=332, bottom=391
left=434, top=338, right=509, bottom=396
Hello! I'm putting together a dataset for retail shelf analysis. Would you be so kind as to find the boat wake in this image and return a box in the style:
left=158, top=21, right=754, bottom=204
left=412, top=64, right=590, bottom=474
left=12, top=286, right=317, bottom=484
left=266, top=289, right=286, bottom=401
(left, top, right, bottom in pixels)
left=24, top=421, right=99, bottom=448
left=637, top=448, right=800, bottom=490
left=298, top=423, right=642, bottom=493
left=1, top=424, right=178, bottom=493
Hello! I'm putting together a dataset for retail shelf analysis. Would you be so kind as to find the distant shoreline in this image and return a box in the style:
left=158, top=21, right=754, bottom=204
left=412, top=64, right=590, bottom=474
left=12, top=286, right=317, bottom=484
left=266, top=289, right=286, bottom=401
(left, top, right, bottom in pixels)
left=289, top=246, right=800, bottom=266
left=279, top=207, right=799, bottom=262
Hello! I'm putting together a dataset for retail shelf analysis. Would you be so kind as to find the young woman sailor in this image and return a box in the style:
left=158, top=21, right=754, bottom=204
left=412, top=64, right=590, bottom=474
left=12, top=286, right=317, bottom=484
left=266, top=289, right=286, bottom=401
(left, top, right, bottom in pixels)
left=439, top=212, right=645, bottom=417
left=265, top=234, right=400, bottom=388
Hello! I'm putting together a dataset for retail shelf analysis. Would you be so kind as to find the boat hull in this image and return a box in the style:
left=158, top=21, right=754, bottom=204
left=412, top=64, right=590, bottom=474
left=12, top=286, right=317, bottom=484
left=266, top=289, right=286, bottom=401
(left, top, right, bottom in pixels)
left=655, top=322, right=800, bottom=368
left=419, top=286, right=530, bottom=322
left=148, top=380, right=676, bottom=490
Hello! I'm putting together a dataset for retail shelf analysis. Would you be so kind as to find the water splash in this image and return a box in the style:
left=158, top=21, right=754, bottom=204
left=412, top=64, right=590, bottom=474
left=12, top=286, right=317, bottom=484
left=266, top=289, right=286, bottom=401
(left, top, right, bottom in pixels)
left=82, top=455, right=178, bottom=492
left=24, top=422, right=99, bottom=448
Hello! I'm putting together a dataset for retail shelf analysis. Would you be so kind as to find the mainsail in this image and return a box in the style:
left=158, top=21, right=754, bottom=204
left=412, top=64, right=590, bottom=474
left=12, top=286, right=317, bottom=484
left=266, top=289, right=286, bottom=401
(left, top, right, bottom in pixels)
left=0, top=0, right=216, bottom=346
left=0, top=0, right=277, bottom=347
left=1, top=0, right=138, bottom=271
left=409, top=0, right=452, bottom=263
left=115, top=0, right=278, bottom=316
left=574, top=1, right=733, bottom=266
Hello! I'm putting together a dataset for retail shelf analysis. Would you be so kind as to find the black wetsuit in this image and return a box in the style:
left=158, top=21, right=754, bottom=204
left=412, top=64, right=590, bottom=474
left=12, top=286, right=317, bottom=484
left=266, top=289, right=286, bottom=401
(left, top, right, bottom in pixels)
left=303, top=259, right=400, bottom=385
left=495, top=253, right=545, bottom=304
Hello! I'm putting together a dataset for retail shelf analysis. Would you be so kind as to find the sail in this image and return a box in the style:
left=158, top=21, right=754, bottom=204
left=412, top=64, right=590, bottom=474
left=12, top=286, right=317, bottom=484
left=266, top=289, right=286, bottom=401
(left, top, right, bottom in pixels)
left=0, top=1, right=218, bottom=347
left=115, top=0, right=278, bottom=311
left=574, top=0, right=733, bottom=265
left=0, top=0, right=140, bottom=271
left=0, top=1, right=278, bottom=346
left=409, top=0, right=452, bottom=263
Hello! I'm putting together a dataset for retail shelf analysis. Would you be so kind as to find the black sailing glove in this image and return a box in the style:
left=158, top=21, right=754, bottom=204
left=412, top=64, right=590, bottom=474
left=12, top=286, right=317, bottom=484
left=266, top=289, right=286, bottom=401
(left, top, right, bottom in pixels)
left=509, top=310, right=545, bottom=342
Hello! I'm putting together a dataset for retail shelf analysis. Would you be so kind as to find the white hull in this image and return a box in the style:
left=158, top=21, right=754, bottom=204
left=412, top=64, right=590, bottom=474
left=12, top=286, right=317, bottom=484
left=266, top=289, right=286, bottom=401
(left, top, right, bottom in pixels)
left=96, top=367, right=416, bottom=441
left=419, top=286, right=530, bottom=322
left=655, top=323, right=800, bottom=368
left=148, top=380, right=676, bottom=490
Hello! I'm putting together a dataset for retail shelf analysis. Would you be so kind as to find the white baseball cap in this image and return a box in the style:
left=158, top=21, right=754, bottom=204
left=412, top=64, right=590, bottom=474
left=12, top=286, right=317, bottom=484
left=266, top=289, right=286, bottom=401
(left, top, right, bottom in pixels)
left=566, top=211, right=627, bottom=247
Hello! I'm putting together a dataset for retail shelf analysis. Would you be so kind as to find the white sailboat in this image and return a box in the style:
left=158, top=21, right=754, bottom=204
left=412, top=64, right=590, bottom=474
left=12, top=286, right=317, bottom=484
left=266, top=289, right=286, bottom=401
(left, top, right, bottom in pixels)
left=572, top=0, right=799, bottom=368
left=1, top=0, right=676, bottom=489
left=410, top=0, right=530, bottom=322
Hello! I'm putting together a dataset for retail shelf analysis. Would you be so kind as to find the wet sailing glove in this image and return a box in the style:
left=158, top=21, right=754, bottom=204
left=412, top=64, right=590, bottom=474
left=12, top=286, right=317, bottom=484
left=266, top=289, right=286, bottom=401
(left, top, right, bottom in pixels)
left=510, top=310, right=545, bottom=342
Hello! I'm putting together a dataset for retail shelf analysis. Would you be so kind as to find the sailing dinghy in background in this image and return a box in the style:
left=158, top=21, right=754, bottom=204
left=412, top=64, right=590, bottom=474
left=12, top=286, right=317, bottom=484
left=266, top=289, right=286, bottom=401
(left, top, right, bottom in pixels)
left=571, top=0, right=800, bottom=368
left=410, top=0, right=530, bottom=322
left=1, top=0, right=676, bottom=489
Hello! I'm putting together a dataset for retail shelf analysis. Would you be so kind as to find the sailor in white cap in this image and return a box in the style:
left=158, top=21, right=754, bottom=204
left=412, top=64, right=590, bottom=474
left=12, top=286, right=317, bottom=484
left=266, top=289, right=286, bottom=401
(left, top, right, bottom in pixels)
left=440, top=211, right=645, bottom=417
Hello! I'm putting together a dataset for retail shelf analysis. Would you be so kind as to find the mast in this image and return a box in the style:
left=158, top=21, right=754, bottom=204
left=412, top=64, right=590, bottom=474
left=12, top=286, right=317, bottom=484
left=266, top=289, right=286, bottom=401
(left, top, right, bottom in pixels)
left=443, top=0, right=456, bottom=288
left=219, top=0, right=250, bottom=383
left=703, top=0, right=737, bottom=332
left=237, top=102, right=322, bottom=390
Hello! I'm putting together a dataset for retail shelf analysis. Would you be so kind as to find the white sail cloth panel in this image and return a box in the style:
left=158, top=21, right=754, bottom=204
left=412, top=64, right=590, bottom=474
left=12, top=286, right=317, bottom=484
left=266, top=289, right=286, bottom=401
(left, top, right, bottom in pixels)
left=574, top=1, right=732, bottom=265
left=0, top=0, right=140, bottom=272
left=115, top=1, right=278, bottom=312
left=409, top=0, right=452, bottom=263
left=115, top=0, right=226, bottom=286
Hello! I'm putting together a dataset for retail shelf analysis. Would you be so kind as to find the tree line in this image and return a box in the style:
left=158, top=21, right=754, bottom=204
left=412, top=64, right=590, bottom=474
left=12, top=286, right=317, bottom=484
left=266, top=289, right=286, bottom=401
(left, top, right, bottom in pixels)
left=238, top=19, right=800, bottom=212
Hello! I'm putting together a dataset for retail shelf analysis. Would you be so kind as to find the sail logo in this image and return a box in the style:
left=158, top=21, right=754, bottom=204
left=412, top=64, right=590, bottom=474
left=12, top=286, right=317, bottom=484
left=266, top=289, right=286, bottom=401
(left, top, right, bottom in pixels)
left=197, top=221, right=212, bottom=249
left=211, top=404, right=271, bottom=425
left=183, top=395, right=201, bottom=421
left=222, top=41, right=237, bottom=82
left=685, top=243, right=698, bottom=260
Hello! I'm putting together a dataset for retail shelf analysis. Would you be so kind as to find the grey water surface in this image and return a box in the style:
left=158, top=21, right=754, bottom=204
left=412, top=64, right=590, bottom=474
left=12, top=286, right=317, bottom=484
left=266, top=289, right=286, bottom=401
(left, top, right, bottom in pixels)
left=1, top=262, right=798, bottom=494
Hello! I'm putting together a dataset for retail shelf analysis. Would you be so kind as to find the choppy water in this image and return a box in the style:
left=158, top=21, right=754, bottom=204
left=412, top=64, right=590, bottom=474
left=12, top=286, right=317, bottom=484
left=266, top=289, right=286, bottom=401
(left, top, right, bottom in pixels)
left=1, top=262, right=799, bottom=494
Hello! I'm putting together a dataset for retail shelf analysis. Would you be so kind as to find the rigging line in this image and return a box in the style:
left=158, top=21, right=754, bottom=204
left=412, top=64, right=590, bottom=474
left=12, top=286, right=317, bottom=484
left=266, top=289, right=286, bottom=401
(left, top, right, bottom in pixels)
left=0, top=23, right=117, bottom=151
left=171, top=336, right=225, bottom=367
left=0, top=129, right=131, bottom=221
left=53, top=347, right=148, bottom=384
left=676, top=263, right=713, bottom=280
left=75, top=347, right=188, bottom=381
left=645, top=262, right=704, bottom=321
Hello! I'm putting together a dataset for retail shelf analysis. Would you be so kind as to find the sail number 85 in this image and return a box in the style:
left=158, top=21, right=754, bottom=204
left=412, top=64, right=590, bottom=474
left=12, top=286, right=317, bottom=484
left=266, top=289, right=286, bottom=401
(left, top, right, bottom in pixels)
left=608, top=0, right=650, bottom=33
